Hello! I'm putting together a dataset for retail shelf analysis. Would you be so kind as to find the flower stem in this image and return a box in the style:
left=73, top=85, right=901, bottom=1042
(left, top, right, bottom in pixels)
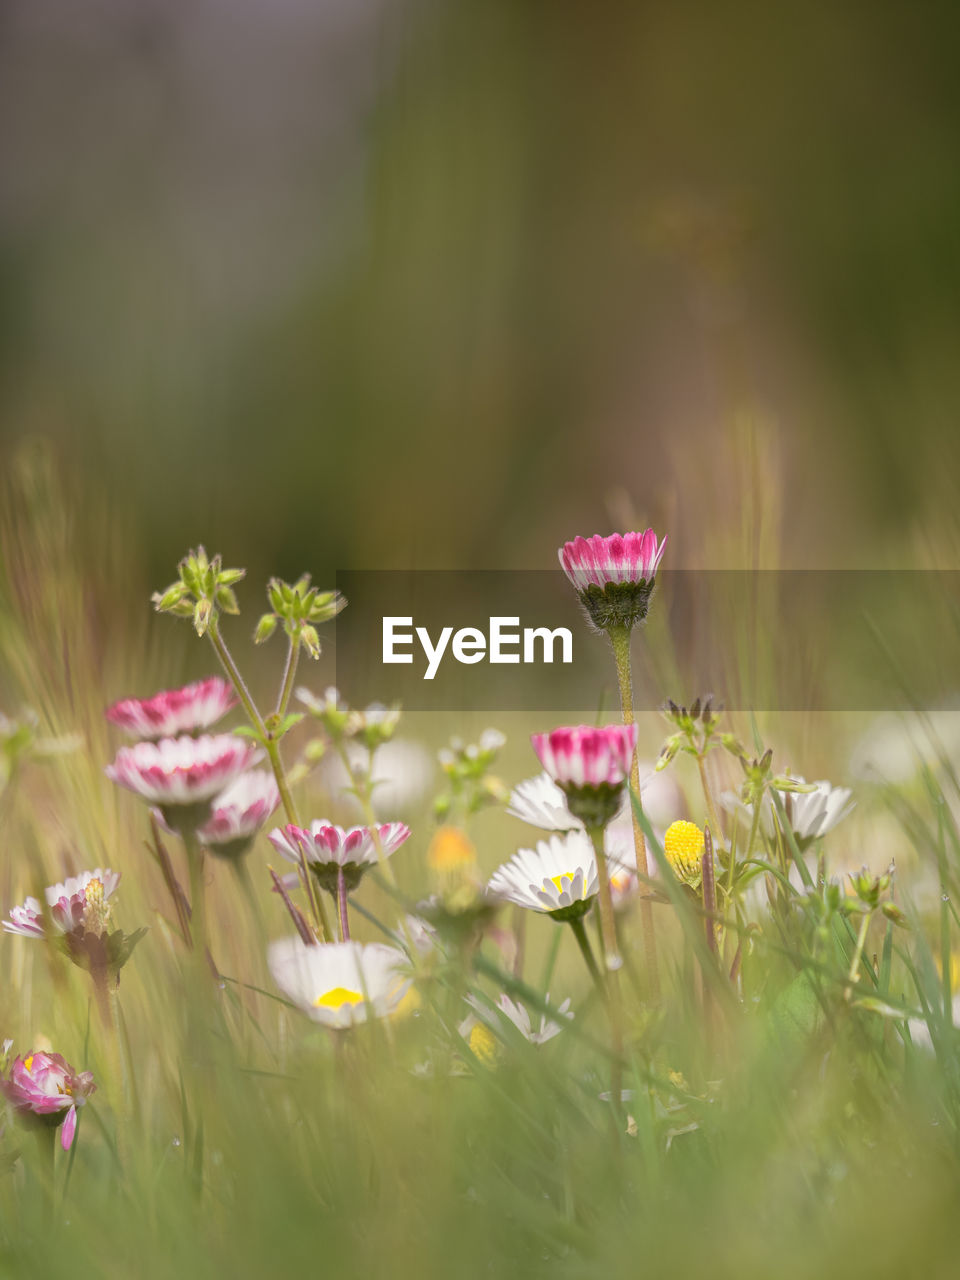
left=182, top=828, right=209, bottom=963
left=844, top=911, right=872, bottom=1000
left=334, top=740, right=396, bottom=886
left=275, top=634, right=301, bottom=718
left=208, top=616, right=332, bottom=940
left=697, top=753, right=725, bottom=851
left=336, top=868, right=351, bottom=942
left=568, top=917, right=603, bottom=989
left=608, top=624, right=659, bottom=998
left=588, top=825, right=625, bottom=1106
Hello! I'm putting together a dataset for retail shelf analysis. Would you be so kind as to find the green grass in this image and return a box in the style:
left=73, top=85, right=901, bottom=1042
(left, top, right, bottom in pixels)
left=3, top=457, right=960, bottom=1280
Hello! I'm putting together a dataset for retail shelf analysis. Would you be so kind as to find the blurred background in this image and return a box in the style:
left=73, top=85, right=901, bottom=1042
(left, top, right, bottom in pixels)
left=2, top=0, right=960, bottom=583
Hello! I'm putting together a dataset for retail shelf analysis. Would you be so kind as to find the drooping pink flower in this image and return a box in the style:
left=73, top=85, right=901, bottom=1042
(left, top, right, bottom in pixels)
left=558, top=530, right=666, bottom=631
left=106, top=676, right=236, bottom=741
left=197, top=770, right=280, bottom=856
left=106, top=735, right=260, bottom=809
left=532, top=725, right=638, bottom=790
left=268, top=820, right=411, bottom=893
left=1, top=1051, right=96, bottom=1150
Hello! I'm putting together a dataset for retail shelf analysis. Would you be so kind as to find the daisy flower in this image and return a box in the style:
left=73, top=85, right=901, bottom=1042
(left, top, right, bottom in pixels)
left=531, top=724, right=637, bottom=828
left=506, top=773, right=583, bottom=832
left=268, top=820, right=411, bottom=894
left=719, top=778, right=855, bottom=847
left=662, top=820, right=706, bottom=887
left=197, top=770, right=280, bottom=857
left=0, top=1050, right=95, bottom=1151
left=105, top=676, right=236, bottom=740
left=106, top=734, right=261, bottom=828
left=4, top=868, right=121, bottom=938
left=4, top=869, right=144, bottom=979
left=267, top=938, right=410, bottom=1028
left=532, top=725, right=637, bottom=791
left=559, top=530, right=667, bottom=631
left=487, top=832, right=598, bottom=922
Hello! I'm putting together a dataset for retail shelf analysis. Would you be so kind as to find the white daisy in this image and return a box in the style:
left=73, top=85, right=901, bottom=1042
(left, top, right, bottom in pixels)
left=720, top=777, right=855, bottom=844
left=486, top=833, right=598, bottom=918
left=459, top=993, right=573, bottom=1056
left=267, top=938, right=410, bottom=1029
left=506, top=773, right=583, bottom=832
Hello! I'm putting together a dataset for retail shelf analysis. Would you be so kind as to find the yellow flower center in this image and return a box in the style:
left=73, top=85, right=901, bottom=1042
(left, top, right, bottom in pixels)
left=23, top=1055, right=34, bottom=1072
left=84, top=878, right=104, bottom=908
left=314, top=986, right=364, bottom=1010
left=468, top=1022, right=499, bottom=1065
left=663, top=820, right=705, bottom=883
left=549, top=871, right=576, bottom=892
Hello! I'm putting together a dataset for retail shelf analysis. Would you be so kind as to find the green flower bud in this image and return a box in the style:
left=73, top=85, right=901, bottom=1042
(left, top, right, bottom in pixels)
left=255, top=613, right=278, bottom=644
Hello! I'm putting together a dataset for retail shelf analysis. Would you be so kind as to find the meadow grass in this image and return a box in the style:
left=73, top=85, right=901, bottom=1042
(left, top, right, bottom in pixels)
left=2, top=454, right=960, bottom=1279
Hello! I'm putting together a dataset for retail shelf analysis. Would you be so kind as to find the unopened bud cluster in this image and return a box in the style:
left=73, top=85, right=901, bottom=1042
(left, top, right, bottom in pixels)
left=152, top=546, right=245, bottom=638
left=434, top=730, right=507, bottom=820
left=255, top=575, right=345, bottom=660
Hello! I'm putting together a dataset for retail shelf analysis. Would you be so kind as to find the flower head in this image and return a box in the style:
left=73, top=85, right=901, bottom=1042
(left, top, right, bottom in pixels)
left=268, top=938, right=410, bottom=1028
left=531, top=724, right=637, bottom=827
left=719, top=777, right=854, bottom=847
left=106, top=676, right=236, bottom=741
left=106, top=735, right=261, bottom=828
left=663, top=820, right=705, bottom=886
left=507, top=773, right=582, bottom=832
left=267, top=820, right=410, bottom=894
left=487, top=832, right=598, bottom=921
left=0, top=1050, right=95, bottom=1150
left=197, top=770, right=280, bottom=857
left=559, top=530, right=667, bottom=631
left=4, top=869, right=144, bottom=977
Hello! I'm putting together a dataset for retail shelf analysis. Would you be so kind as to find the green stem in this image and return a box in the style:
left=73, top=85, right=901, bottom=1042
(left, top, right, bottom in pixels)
left=183, top=829, right=209, bottom=963
left=208, top=617, right=332, bottom=940
left=608, top=624, right=659, bottom=999
left=208, top=617, right=267, bottom=737
left=697, top=753, right=725, bottom=850
left=588, top=826, right=625, bottom=1108
left=336, top=869, right=350, bottom=942
left=568, top=917, right=603, bottom=990
left=335, top=741, right=396, bottom=886
left=845, top=911, right=872, bottom=999
left=275, top=634, right=301, bottom=718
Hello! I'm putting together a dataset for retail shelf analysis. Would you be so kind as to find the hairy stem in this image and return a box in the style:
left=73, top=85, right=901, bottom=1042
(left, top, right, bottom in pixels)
left=208, top=616, right=331, bottom=940
left=275, top=634, right=301, bottom=718
left=608, top=624, right=659, bottom=998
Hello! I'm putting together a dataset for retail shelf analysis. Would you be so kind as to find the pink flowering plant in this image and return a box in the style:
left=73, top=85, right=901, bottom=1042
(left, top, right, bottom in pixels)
left=1, top=511, right=956, bottom=1280
left=0, top=1050, right=95, bottom=1151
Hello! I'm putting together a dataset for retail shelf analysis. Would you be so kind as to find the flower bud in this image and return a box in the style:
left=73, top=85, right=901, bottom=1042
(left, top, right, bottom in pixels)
left=300, top=624, right=321, bottom=660
left=255, top=613, right=278, bottom=645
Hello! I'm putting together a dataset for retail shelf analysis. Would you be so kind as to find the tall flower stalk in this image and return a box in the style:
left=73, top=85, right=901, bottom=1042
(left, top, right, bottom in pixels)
left=559, top=530, right=667, bottom=996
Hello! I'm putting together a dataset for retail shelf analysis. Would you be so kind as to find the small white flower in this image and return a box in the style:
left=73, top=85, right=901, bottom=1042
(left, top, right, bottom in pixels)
left=460, top=993, right=573, bottom=1051
left=267, top=939, right=410, bottom=1029
left=495, top=994, right=573, bottom=1045
left=720, top=778, right=855, bottom=843
left=506, top=773, right=583, bottom=832
left=487, top=833, right=598, bottom=915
